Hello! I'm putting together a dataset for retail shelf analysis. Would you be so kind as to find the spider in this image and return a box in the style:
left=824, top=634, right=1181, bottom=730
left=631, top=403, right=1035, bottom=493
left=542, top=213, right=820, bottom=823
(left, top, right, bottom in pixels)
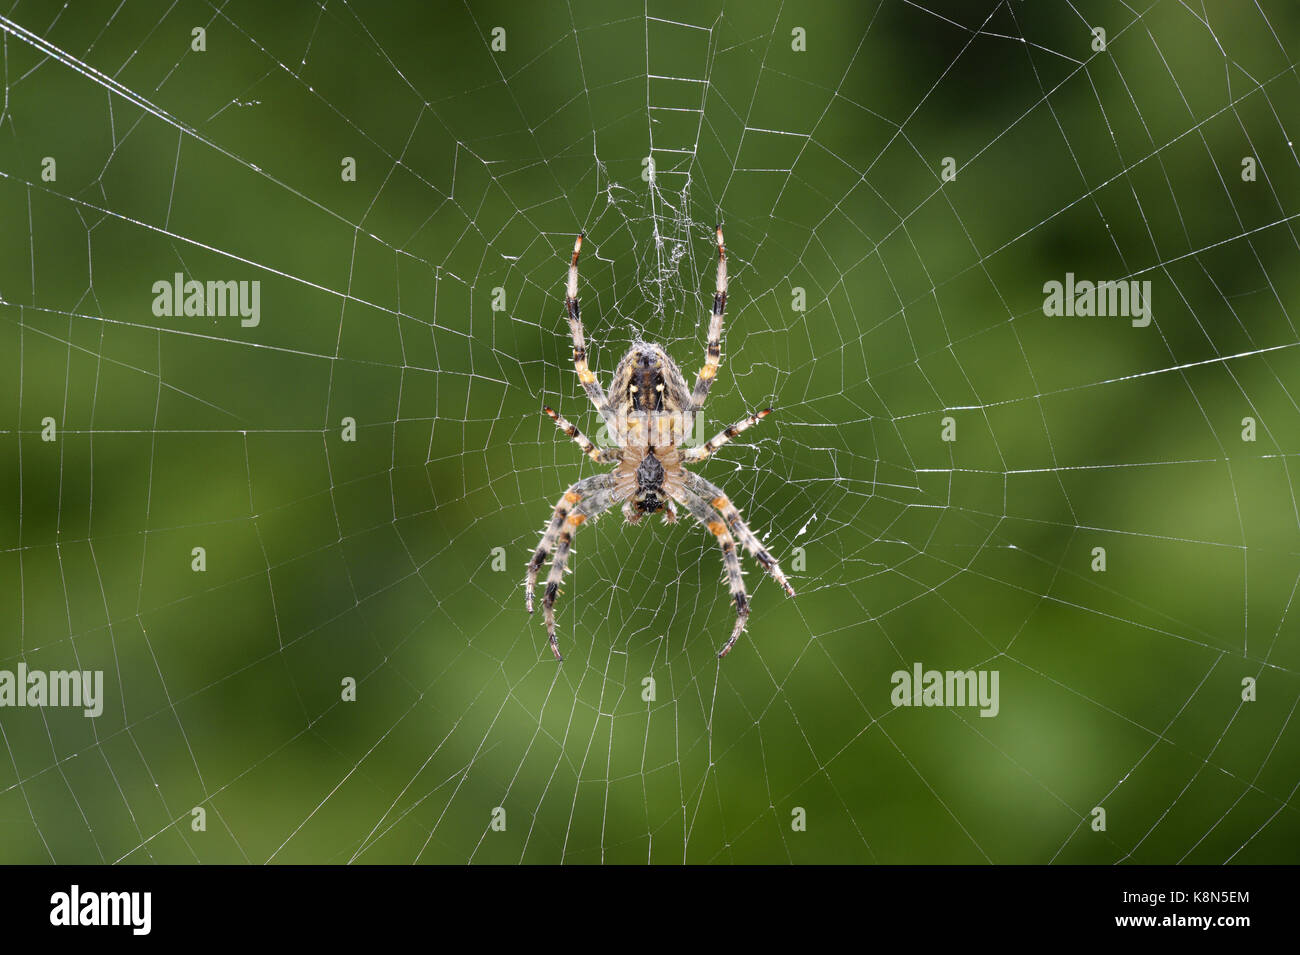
left=525, top=225, right=796, bottom=660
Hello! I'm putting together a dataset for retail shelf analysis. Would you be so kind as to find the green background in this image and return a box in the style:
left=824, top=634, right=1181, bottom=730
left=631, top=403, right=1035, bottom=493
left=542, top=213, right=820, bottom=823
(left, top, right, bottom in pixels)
left=1, top=0, right=1298, bottom=863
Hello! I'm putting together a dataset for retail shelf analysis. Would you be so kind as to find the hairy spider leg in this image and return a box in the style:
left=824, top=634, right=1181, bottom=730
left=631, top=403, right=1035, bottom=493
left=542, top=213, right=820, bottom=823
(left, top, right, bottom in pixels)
left=689, top=224, right=728, bottom=419
left=685, top=471, right=796, bottom=599
left=543, top=406, right=618, bottom=463
left=673, top=485, right=750, bottom=657
left=526, top=473, right=624, bottom=660
left=566, top=234, right=619, bottom=432
left=684, top=408, right=772, bottom=463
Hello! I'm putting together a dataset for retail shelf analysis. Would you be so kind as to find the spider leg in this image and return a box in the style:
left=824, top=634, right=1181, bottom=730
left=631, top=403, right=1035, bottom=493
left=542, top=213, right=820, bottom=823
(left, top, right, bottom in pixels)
left=526, top=472, right=615, bottom=617
left=684, top=471, right=796, bottom=599
left=689, top=224, right=728, bottom=418
left=540, top=484, right=623, bottom=661
left=543, top=406, right=619, bottom=463
left=684, top=408, right=772, bottom=463
left=565, top=234, right=618, bottom=432
left=672, top=486, right=750, bottom=657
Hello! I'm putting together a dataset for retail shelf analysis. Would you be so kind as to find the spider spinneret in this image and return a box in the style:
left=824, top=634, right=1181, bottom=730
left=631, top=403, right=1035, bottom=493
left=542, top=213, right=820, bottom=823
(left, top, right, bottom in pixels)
left=526, top=225, right=796, bottom=661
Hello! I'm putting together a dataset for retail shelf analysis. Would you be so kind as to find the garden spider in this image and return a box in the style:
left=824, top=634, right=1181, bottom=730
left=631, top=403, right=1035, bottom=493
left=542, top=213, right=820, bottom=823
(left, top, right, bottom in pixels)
left=525, top=225, right=796, bottom=660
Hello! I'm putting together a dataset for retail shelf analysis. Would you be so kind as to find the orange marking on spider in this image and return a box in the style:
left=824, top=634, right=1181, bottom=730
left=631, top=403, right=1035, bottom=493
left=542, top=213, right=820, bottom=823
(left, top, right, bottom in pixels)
left=530, top=224, right=794, bottom=660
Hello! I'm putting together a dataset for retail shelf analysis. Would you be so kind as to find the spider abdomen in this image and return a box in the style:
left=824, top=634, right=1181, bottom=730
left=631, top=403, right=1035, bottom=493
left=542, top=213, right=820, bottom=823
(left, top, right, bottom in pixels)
left=632, top=450, right=667, bottom=514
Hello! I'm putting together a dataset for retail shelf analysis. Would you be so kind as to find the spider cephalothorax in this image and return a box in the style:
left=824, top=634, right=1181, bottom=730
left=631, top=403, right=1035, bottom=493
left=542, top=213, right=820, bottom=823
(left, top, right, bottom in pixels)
left=526, top=226, right=796, bottom=660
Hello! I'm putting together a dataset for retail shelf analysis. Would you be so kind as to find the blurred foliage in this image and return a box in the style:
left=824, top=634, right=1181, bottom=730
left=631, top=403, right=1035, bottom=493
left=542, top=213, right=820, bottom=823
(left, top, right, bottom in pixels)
left=0, top=0, right=1298, bottom=863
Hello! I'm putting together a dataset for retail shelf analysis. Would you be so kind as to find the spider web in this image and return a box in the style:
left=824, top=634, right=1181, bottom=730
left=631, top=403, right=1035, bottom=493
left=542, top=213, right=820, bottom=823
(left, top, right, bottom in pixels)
left=1, top=0, right=1299, bottom=864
